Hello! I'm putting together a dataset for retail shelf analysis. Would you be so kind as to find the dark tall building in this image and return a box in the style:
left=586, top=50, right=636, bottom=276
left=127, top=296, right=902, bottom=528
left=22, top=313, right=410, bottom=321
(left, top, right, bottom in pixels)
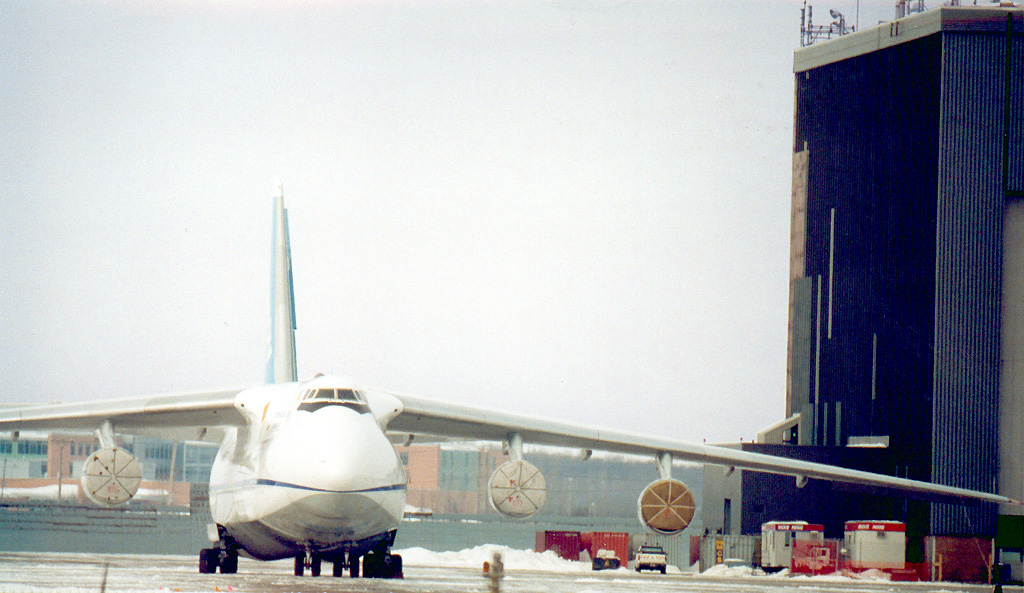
left=786, top=6, right=1024, bottom=536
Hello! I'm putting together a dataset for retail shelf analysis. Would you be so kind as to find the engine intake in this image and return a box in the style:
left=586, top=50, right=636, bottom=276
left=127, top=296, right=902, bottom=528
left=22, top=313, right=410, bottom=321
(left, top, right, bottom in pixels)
left=637, top=478, right=695, bottom=535
left=81, top=447, right=142, bottom=507
left=487, top=460, right=546, bottom=519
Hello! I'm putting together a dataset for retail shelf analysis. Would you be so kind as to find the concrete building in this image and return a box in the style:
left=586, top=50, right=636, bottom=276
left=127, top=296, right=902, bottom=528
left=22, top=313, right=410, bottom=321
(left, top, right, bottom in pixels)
left=0, top=432, right=48, bottom=479
left=1, top=431, right=217, bottom=506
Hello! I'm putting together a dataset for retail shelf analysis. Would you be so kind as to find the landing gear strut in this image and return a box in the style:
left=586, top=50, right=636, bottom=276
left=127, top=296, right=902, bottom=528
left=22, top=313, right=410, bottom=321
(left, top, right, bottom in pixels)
left=328, top=552, right=360, bottom=577
left=293, top=551, right=324, bottom=577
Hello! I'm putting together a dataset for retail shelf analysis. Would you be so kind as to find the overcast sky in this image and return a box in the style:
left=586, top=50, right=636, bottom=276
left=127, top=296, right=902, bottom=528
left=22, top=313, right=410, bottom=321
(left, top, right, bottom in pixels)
left=1, top=0, right=901, bottom=445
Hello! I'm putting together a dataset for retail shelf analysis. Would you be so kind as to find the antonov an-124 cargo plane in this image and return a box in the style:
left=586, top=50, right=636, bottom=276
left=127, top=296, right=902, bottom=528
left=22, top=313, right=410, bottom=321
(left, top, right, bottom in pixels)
left=0, top=186, right=1018, bottom=578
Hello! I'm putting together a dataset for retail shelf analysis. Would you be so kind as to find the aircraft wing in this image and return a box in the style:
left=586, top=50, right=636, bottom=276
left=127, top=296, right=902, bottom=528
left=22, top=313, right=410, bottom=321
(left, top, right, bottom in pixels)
left=0, top=389, right=246, bottom=442
left=387, top=391, right=1019, bottom=506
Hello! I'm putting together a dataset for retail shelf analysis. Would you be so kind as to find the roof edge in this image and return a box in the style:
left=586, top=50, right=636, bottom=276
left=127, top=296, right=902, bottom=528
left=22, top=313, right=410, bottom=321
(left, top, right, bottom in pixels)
left=794, top=5, right=1024, bottom=73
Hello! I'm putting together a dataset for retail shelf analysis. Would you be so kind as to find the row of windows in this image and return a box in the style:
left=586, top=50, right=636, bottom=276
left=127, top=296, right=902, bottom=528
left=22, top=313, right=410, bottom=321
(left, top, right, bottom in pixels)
left=439, top=450, right=479, bottom=492
left=2, top=440, right=111, bottom=457
left=0, top=441, right=48, bottom=456
left=72, top=442, right=95, bottom=456
left=144, top=444, right=175, bottom=460
left=0, top=440, right=207, bottom=460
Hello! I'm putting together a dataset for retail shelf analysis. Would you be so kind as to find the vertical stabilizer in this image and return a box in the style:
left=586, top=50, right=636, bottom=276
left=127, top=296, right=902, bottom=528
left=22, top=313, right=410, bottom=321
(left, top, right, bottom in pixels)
left=266, top=182, right=298, bottom=384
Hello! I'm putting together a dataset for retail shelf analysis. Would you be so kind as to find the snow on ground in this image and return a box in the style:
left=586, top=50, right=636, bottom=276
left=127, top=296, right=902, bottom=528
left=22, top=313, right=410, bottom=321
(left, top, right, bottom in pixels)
left=701, top=564, right=759, bottom=578
left=0, top=484, right=173, bottom=501
left=785, top=568, right=893, bottom=582
left=702, top=563, right=896, bottom=582
left=396, top=545, right=690, bottom=575
left=0, top=484, right=80, bottom=499
left=396, top=544, right=592, bottom=572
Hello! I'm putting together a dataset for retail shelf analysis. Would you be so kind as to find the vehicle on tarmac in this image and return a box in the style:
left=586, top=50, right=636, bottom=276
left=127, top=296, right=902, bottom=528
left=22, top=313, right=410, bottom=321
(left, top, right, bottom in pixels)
left=635, top=545, right=667, bottom=573
left=592, top=549, right=621, bottom=570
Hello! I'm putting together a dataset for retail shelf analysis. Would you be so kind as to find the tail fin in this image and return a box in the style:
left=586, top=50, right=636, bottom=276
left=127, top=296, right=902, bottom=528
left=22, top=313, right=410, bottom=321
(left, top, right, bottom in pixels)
left=266, top=182, right=298, bottom=384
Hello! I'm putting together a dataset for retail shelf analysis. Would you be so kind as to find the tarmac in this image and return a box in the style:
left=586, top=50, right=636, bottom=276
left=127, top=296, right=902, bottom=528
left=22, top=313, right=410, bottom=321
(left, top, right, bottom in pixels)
left=0, top=552, right=1018, bottom=593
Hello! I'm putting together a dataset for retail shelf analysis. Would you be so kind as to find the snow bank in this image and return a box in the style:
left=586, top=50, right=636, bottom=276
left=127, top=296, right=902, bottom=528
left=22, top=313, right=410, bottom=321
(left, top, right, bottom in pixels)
left=0, top=485, right=172, bottom=501
left=702, top=564, right=760, bottom=578
left=788, top=568, right=892, bottom=582
left=396, top=544, right=591, bottom=572
left=0, top=484, right=79, bottom=499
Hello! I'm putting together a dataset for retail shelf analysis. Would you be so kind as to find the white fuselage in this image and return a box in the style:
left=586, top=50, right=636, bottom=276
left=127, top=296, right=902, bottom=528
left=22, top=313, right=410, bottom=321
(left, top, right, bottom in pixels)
left=207, top=381, right=407, bottom=560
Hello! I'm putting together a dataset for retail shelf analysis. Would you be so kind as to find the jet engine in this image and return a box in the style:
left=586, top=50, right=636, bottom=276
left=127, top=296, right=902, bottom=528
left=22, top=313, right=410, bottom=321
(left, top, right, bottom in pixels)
left=637, top=478, right=696, bottom=535
left=487, top=460, right=547, bottom=519
left=81, top=447, right=142, bottom=507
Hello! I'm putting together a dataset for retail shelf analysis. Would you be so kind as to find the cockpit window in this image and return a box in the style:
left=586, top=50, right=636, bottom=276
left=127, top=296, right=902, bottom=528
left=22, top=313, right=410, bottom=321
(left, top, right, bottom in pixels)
left=297, top=388, right=370, bottom=414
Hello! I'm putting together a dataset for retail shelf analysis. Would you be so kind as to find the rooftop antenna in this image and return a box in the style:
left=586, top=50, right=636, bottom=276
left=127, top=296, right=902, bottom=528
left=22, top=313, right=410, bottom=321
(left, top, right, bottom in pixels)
left=896, top=0, right=929, bottom=18
left=800, top=1, right=855, bottom=47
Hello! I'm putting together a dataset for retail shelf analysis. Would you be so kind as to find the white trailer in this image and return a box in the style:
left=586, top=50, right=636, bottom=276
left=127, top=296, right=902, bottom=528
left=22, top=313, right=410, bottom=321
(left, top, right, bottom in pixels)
left=844, top=521, right=906, bottom=570
left=760, top=521, right=825, bottom=572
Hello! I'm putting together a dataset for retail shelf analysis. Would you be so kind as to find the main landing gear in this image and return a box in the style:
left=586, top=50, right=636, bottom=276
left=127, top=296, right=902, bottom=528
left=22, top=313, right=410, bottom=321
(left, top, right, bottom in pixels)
left=291, top=547, right=402, bottom=579
left=198, top=547, right=239, bottom=574
left=362, top=548, right=403, bottom=579
left=198, top=525, right=240, bottom=574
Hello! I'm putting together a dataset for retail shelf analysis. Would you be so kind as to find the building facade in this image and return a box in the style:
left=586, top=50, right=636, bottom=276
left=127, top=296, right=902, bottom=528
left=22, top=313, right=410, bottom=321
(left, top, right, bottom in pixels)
left=397, top=443, right=703, bottom=522
left=786, top=6, right=1024, bottom=536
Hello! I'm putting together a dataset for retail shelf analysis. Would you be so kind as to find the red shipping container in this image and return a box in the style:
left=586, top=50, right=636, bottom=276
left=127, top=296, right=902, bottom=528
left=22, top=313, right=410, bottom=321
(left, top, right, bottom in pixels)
left=690, top=535, right=701, bottom=568
left=535, top=531, right=582, bottom=561
left=581, top=532, right=630, bottom=564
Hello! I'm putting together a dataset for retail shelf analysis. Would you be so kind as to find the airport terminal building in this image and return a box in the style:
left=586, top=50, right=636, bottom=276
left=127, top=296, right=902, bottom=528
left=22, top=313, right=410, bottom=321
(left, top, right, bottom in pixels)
left=707, top=3, right=1024, bottom=557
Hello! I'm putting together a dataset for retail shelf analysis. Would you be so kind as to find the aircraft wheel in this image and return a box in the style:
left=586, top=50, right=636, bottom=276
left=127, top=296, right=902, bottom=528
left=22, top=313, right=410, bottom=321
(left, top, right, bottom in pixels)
left=219, top=550, right=238, bottom=574
left=199, top=548, right=218, bottom=574
left=363, top=552, right=380, bottom=578
left=310, top=555, right=321, bottom=577
left=293, top=554, right=304, bottom=577
left=349, top=554, right=360, bottom=578
left=387, top=554, right=403, bottom=579
left=332, top=560, right=344, bottom=577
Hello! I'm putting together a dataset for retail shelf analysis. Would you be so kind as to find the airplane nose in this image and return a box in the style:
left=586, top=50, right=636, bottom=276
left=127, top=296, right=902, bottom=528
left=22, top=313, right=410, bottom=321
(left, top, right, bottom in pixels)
left=262, top=406, right=403, bottom=493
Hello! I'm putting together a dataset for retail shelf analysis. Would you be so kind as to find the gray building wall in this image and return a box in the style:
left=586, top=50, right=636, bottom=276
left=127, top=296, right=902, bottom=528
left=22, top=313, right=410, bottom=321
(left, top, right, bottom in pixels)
left=1002, top=200, right=1024, bottom=517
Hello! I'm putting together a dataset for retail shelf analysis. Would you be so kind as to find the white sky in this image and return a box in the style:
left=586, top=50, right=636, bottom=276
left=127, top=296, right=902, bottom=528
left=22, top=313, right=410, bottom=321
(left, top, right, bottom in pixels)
left=0, top=0, right=900, bottom=444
